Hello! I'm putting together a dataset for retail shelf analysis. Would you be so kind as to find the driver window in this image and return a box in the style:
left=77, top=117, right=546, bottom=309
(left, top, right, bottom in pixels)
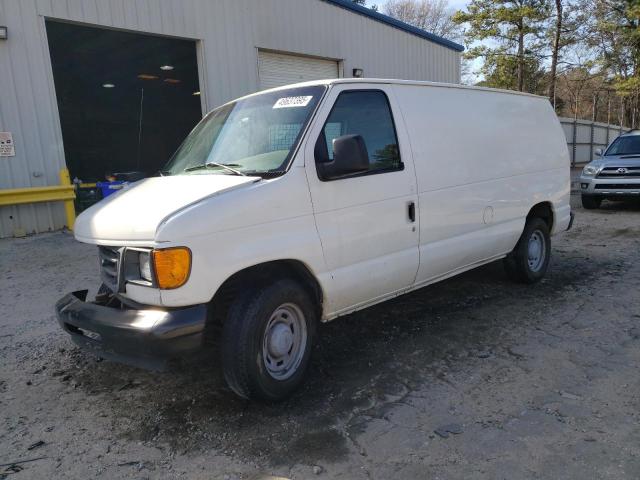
left=321, top=90, right=401, bottom=172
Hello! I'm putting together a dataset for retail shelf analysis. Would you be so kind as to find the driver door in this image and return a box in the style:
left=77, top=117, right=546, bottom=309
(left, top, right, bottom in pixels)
left=304, top=85, right=420, bottom=316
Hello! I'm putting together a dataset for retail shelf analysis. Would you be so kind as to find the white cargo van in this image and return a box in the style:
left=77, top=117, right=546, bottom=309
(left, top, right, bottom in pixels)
left=56, top=79, right=573, bottom=401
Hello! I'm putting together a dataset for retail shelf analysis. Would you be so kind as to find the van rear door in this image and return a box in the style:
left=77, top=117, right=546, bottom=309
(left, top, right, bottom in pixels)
left=304, top=85, right=419, bottom=315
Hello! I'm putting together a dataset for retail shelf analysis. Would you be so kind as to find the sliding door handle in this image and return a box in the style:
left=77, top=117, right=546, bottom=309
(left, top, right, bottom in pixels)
left=407, top=201, right=415, bottom=222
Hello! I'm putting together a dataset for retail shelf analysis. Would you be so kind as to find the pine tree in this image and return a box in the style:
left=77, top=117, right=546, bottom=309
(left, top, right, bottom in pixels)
left=453, top=0, right=551, bottom=92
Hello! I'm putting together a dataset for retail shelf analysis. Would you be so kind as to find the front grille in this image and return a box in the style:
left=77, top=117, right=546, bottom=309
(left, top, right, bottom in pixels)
left=594, top=184, right=640, bottom=190
left=596, top=167, right=640, bottom=178
left=99, top=246, right=121, bottom=292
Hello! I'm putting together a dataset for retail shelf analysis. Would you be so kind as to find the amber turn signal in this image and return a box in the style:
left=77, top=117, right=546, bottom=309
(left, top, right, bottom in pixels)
left=152, top=247, right=191, bottom=289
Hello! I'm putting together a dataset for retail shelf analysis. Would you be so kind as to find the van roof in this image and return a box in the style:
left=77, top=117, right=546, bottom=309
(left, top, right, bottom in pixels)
left=246, top=78, right=547, bottom=101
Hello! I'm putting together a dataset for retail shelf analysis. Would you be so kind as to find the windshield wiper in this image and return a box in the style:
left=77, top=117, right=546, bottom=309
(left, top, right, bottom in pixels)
left=184, top=162, right=246, bottom=176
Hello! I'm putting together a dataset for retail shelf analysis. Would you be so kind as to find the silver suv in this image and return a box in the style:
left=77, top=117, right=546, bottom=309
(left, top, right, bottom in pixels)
left=580, top=130, right=640, bottom=209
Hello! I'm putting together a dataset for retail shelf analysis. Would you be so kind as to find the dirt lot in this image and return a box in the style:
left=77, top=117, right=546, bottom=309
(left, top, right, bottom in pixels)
left=1, top=194, right=640, bottom=479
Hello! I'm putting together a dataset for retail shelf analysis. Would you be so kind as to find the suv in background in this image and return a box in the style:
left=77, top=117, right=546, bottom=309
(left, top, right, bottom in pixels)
left=580, top=130, right=640, bottom=209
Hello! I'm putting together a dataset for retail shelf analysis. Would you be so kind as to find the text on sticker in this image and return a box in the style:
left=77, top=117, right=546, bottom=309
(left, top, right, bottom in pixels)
left=273, top=96, right=313, bottom=109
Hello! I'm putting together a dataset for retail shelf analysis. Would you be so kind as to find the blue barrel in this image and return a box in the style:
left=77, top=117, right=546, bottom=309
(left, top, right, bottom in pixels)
left=96, top=181, right=126, bottom=198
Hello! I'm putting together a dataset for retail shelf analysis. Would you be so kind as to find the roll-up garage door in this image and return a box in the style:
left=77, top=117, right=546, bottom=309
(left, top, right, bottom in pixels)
left=258, top=51, right=339, bottom=90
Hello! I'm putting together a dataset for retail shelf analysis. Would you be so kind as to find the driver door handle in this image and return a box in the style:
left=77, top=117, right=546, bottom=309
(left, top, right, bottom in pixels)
left=407, top=201, right=415, bottom=223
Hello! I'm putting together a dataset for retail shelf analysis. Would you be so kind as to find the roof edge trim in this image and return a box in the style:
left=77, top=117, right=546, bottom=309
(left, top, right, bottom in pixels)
left=321, top=0, right=465, bottom=52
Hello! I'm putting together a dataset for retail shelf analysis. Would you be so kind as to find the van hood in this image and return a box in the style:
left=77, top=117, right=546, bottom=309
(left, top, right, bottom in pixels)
left=74, top=175, right=260, bottom=244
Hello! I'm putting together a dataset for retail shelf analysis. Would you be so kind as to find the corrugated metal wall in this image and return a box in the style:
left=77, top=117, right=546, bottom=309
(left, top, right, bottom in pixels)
left=559, top=117, right=627, bottom=166
left=0, top=0, right=68, bottom=237
left=0, top=0, right=461, bottom=238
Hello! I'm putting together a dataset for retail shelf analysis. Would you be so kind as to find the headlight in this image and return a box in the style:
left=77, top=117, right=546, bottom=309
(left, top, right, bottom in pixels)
left=139, top=251, right=153, bottom=282
left=582, top=165, right=599, bottom=176
left=152, top=247, right=191, bottom=289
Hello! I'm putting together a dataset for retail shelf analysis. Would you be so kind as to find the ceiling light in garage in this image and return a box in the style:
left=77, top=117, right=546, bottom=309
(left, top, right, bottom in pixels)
left=102, top=83, right=115, bottom=88
left=163, top=78, right=181, bottom=84
left=137, top=74, right=159, bottom=80
left=160, top=65, right=174, bottom=71
left=192, top=91, right=201, bottom=96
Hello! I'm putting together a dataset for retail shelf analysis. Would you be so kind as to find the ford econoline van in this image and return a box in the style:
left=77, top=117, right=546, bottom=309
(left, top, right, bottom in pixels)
left=56, top=79, right=573, bottom=401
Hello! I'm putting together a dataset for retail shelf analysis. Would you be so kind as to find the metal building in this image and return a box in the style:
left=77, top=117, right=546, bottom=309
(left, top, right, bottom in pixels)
left=0, top=0, right=462, bottom=238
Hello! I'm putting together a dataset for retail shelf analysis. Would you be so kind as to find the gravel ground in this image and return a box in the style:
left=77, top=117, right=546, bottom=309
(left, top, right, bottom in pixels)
left=1, top=194, right=640, bottom=479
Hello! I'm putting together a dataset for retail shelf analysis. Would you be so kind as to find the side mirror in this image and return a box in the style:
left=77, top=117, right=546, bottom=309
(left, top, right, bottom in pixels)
left=594, top=148, right=603, bottom=157
left=316, top=134, right=369, bottom=180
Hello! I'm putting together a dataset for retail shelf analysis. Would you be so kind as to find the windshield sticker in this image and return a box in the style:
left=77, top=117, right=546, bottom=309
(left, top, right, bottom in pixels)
left=273, top=96, right=313, bottom=109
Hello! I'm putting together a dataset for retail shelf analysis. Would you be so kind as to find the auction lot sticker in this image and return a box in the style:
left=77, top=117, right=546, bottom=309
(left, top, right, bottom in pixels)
left=273, top=96, right=313, bottom=109
left=0, top=132, right=15, bottom=157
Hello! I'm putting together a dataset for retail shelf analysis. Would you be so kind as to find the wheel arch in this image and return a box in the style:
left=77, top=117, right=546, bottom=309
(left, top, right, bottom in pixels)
left=208, top=259, right=324, bottom=326
left=527, top=201, right=554, bottom=231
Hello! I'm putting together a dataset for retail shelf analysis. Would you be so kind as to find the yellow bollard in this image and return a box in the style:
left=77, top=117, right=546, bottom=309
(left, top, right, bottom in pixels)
left=59, top=168, right=76, bottom=231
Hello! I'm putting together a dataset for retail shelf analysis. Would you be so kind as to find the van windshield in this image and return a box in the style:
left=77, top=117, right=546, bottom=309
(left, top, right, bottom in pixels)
left=163, top=86, right=325, bottom=177
left=605, top=135, right=640, bottom=156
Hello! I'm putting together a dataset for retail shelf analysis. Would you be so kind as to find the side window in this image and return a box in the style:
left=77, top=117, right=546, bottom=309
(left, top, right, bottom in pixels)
left=320, top=90, right=401, bottom=174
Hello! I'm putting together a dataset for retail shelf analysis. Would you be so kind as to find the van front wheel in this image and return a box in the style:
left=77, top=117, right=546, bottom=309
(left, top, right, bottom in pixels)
left=503, top=217, right=551, bottom=284
left=221, top=279, right=316, bottom=402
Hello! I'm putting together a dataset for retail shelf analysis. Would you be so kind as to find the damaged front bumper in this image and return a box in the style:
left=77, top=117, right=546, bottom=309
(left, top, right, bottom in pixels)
left=55, top=291, right=207, bottom=370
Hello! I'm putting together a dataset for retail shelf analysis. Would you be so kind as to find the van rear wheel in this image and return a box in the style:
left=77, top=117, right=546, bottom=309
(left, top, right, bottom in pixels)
left=503, top=217, right=551, bottom=284
left=221, top=279, right=316, bottom=402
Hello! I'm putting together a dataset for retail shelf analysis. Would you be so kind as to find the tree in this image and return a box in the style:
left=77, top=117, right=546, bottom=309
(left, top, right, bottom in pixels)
left=548, top=0, right=563, bottom=104
left=478, top=53, right=547, bottom=93
left=383, top=0, right=463, bottom=40
left=453, top=0, right=551, bottom=92
left=542, top=0, right=586, bottom=107
left=555, top=68, right=604, bottom=119
left=584, top=0, right=640, bottom=126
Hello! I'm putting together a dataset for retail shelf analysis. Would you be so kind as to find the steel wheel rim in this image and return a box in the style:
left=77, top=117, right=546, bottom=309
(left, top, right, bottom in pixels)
left=527, top=229, right=546, bottom=272
left=262, top=303, right=307, bottom=380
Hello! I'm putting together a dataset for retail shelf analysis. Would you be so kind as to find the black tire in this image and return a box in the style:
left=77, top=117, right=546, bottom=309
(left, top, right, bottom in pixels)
left=221, top=278, right=317, bottom=402
left=503, top=217, right=551, bottom=284
left=581, top=194, right=602, bottom=209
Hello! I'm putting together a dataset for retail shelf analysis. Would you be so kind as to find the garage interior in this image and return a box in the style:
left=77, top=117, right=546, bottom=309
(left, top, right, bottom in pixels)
left=45, top=21, right=203, bottom=182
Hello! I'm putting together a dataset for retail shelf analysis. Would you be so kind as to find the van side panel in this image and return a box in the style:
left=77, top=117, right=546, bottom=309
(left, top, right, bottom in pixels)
left=392, top=84, right=570, bottom=284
